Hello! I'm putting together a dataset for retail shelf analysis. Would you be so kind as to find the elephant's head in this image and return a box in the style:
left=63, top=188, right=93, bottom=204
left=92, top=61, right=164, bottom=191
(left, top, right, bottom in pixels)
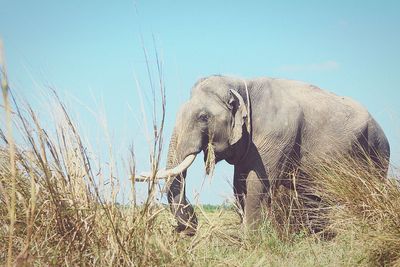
left=172, top=76, right=249, bottom=165
left=150, top=76, right=251, bottom=235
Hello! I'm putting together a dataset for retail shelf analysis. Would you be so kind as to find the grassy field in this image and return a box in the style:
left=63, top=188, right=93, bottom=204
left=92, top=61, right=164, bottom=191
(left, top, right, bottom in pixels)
left=1, top=51, right=400, bottom=266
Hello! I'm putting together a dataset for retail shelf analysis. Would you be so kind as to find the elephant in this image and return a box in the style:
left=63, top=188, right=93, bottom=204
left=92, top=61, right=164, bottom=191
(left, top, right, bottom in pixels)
left=138, top=75, right=390, bottom=235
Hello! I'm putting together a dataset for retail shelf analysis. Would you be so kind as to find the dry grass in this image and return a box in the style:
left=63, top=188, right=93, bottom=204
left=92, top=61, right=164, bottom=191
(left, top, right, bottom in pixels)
left=311, top=156, right=400, bottom=266
left=1, top=48, right=400, bottom=266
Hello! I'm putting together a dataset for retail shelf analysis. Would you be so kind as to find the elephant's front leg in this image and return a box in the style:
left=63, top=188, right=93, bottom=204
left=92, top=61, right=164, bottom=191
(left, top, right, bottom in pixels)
left=233, top=167, right=247, bottom=222
left=244, top=170, right=269, bottom=228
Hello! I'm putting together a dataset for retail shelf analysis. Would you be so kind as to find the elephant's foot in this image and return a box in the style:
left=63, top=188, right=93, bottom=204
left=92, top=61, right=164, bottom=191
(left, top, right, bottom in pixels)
left=174, top=224, right=196, bottom=237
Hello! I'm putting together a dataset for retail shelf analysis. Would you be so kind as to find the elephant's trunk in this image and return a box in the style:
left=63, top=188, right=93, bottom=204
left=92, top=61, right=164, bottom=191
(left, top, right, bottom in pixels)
left=165, top=128, right=198, bottom=235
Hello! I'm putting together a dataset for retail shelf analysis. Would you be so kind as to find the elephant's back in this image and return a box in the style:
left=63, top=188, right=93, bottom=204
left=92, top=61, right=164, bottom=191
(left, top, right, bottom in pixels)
left=264, top=78, right=366, bottom=114
left=256, top=78, right=374, bottom=154
left=255, top=77, right=370, bottom=123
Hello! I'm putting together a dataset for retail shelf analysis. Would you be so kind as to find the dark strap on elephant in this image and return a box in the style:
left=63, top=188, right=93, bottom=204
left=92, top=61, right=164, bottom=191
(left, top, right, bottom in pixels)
left=238, top=79, right=252, bottom=164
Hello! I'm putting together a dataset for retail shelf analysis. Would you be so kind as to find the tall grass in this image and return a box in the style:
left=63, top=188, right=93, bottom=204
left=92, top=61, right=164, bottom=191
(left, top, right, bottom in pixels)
left=0, top=44, right=178, bottom=264
left=1, top=40, right=18, bottom=267
left=1, top=45, right=400, bottom=265
left=311, top=156, right=400, bottom=266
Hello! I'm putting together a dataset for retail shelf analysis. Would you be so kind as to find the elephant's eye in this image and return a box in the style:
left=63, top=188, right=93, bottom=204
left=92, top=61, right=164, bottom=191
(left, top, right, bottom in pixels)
left=198, top=113, right=209, bottom=123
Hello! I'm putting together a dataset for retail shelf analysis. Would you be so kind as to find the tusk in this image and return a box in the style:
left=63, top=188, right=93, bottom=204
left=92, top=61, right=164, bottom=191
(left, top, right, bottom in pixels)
left=135, top=154, right=197, bottom=182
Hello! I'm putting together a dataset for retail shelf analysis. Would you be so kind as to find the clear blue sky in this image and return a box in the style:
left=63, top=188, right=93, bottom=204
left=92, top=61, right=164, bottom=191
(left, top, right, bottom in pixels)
left=1, top=1, right=399, bottom=204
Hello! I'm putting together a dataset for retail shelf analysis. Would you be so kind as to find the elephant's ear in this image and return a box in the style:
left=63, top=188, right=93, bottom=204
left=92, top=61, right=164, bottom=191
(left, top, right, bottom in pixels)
left=229, top=89, right=247, bottom=145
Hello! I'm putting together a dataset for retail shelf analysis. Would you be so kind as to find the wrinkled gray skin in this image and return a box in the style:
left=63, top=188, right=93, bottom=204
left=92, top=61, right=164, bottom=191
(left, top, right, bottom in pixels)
left=166, top=75, right=390, bottom=235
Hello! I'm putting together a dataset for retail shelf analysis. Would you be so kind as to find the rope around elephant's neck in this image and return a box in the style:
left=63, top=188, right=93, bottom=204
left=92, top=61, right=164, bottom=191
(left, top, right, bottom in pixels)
left=237, top=79, right=251, bottom=164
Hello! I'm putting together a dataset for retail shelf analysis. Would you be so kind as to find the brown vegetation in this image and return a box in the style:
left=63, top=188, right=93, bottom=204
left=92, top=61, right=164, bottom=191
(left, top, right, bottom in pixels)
left=1, top=47, right=400, bottom=266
